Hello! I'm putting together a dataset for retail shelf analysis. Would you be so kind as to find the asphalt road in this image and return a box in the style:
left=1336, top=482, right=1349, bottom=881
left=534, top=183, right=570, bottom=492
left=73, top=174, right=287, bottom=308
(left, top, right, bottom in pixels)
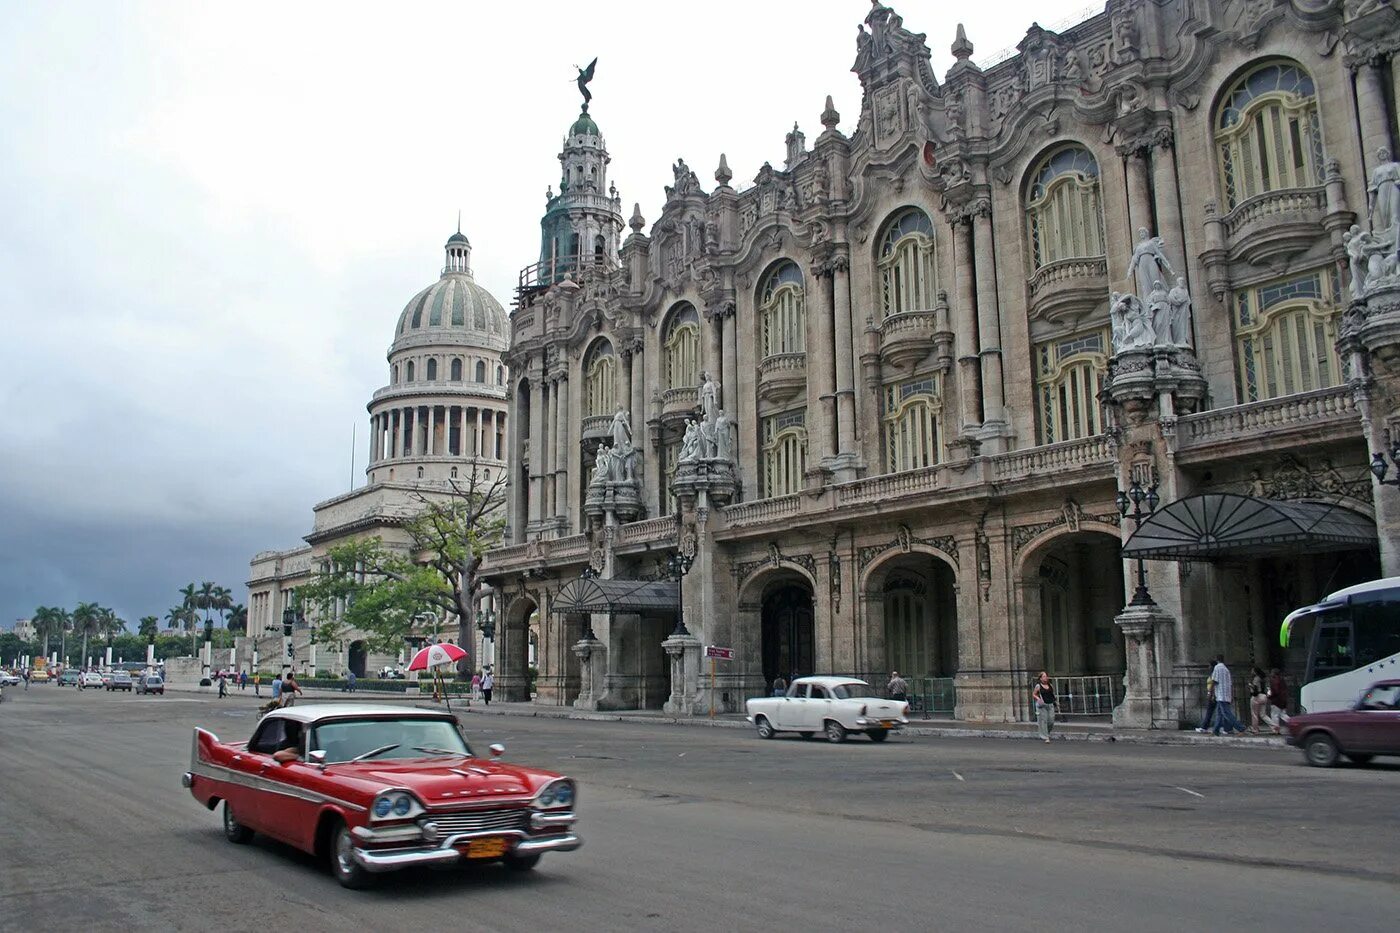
left=2, top=687, right=1397, bottom=932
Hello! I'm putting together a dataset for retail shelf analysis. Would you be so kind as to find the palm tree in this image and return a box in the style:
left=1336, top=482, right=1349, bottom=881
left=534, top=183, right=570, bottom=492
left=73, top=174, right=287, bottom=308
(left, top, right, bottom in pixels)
left=138, top=616, right=159, bottom=640
left=72, top=602, right=102, bottom=667
left=54, top=607, right=72, bottom=663
left=225, top=603, right=248, bottom=635
left=31, top=606, right=62, bottom=657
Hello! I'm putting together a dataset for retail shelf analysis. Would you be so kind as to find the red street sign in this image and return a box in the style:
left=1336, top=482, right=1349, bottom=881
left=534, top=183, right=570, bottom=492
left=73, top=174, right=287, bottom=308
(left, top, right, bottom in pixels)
left=704, top=645, right=734, bottom=660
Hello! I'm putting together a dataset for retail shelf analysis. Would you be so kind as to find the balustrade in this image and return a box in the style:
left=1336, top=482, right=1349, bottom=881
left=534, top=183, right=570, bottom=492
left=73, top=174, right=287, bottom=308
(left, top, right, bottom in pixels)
left=990, top=435, right=1115, bottom=480
left=834, top=465, right=943, bottom=506
left=722, top=494, right=801, bottom=526
left=1178, top=385, right=1356, bottom=446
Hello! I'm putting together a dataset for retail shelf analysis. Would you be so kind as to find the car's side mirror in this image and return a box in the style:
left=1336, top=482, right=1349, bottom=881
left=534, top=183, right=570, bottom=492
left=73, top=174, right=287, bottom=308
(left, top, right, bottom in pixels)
left=307, top=749, right=327, bottom=768
left=488, top=743, right=505, bottom=758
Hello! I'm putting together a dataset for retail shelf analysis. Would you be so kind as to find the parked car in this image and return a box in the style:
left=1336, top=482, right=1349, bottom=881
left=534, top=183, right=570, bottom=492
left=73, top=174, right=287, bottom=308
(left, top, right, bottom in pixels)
left=56, top=670, right=80, bottom=686
left=183, top=705, right=583, bottom=888
left=79, top=672, right=104, bottom=689
left=1284, top=679, right=1400, bottom=766
left=107, top=671, right=134, bottom=692
left=746, top=676, right=911, bottom=743
left=30, top=670, right=51, bottom=682
left=136, top=675, right=165, bottom=695
left=0, top=672, right=21, bottom=687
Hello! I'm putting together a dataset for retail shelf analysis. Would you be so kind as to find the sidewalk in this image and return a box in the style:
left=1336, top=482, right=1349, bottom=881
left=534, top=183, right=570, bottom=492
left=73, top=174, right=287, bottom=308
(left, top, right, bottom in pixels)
left=168, top=683, right=1287, bottom=750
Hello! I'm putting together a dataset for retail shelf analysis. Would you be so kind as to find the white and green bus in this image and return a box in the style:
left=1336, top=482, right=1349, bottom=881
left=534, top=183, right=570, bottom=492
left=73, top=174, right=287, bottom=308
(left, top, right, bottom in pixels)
left=1281, top=577, right=1400, bottom=712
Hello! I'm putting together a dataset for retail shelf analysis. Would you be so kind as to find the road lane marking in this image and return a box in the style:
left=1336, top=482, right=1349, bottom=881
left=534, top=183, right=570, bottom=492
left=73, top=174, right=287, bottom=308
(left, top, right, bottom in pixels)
left=951, top=770, right=964, bottom=781
left=1172, top=786, right=1205, bottom=798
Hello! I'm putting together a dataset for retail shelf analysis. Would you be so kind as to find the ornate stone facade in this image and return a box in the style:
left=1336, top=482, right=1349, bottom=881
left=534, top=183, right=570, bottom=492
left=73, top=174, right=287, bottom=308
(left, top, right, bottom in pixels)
left=486, top=1, right=1400, bottom=723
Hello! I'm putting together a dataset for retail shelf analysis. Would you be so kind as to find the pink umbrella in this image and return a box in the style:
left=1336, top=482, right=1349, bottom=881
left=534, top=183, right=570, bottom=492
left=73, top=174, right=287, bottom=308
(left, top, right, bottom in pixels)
left=407, top=643, right=469, bottom=712
left=406, top=643, right=468, bottom=671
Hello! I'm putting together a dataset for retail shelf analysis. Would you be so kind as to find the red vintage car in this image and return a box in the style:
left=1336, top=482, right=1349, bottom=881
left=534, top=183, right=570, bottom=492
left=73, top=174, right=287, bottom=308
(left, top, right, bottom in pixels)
left=182, top=704, right=582, bottom=887
left=1283, top=679, right=1400, bottom=767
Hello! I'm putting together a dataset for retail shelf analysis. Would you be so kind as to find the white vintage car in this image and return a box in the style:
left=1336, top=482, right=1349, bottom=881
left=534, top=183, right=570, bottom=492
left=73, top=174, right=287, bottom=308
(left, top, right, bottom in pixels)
left=745, top=676, right=910, bottom=742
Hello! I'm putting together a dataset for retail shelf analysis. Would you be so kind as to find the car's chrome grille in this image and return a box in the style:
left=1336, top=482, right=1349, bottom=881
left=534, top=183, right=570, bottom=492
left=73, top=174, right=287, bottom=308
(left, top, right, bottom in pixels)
left=427, top=808, right=529, bottom=835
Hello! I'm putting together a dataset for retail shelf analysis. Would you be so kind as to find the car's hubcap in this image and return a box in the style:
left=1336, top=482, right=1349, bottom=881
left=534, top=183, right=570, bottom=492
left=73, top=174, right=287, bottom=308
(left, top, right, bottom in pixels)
left=224, top=807, right=237, bottom=833
left=336, top=830, right=354, bottom=875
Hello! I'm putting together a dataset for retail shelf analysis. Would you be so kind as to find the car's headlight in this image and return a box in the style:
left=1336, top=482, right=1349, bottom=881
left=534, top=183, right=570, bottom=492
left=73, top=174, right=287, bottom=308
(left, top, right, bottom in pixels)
left=370, top=791, right=423, bottom=821
left=533, top=778, right=576, bottom=810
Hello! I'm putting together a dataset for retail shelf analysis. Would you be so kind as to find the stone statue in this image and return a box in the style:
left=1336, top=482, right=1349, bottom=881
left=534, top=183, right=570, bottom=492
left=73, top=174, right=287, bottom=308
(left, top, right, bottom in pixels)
left=699, top=418, right=718, bottom=458
left=714, top=409, right=735, bottom=462
left=1127, top=227, right=1175, bottom=301
left=609, top=408, right=631, bottom=450
left=678, top=419, right=703, bottom=463
left=1166, top=276, right=1193, bottom=347
left=1147, top=279, right=1170, bottom=345
left=576, top=58, right=597, bottom=108
left=1111, top=292, right=1154, bottom=352
left=1109, top=291, right=1128, bottom=351
left=589, top=446, right=611, bottom=487
left=699, top=371, right=720, bottom=425
left=1346, top=224, right=1373, bottom=299
left=1368, top=146, right=1400, bottom=248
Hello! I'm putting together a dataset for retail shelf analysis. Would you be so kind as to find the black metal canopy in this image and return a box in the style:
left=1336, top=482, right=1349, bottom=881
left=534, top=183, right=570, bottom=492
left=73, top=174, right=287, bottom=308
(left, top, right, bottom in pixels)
left=551, top=577, right=679, bottom=614
left=1121, top=493, right=1377, bottom=561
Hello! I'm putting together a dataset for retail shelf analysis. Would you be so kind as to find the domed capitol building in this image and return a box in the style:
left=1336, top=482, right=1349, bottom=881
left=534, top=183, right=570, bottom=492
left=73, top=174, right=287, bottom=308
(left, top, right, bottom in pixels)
left=243, top=231, right=511, bottom=677
left=248, top=0, right=1400, bottom=725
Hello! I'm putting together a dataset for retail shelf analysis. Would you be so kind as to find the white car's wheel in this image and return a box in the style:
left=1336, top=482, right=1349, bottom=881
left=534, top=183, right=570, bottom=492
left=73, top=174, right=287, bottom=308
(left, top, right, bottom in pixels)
left=755, top=716, right=776, bottom=740
left=824, top=720, right=847, bottom=743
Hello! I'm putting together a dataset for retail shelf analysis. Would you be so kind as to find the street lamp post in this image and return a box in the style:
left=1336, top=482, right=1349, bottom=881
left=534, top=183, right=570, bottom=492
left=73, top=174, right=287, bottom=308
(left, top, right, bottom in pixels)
left=667, top=551, right=695, bottom=637
left=1116, top=478, right=1161, bottom=607
left=475, top=606, right=496, bottom=670
left=580, top=565, right=600, bottom=641
left=1369, top=442, right=1400, bottom=487
left=202, top=617, right=214, bottom=680
left=281, top=605, right=296, bottom=677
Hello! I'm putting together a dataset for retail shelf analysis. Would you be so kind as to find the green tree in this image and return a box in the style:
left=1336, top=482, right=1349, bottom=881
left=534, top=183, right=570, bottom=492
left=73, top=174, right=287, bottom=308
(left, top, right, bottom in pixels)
left=298, top=469, right=506, bottom=659
left=225, top=603, right=247, bottom=635
left=72, top=602, right=103, bottom=666
left=31, top=606, right=63, bottom=657
left=138, top=616, right=160, bottom=640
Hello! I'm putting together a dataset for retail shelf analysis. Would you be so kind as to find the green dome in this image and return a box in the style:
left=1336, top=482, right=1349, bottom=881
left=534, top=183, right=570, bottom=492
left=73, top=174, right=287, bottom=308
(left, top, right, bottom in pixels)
left=570, top=109, right=599, bottom=137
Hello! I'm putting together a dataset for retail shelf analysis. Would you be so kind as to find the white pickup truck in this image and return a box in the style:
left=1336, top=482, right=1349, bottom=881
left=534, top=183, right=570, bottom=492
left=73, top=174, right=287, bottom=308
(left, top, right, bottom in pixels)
left=746, top=676, right=910, bottom=743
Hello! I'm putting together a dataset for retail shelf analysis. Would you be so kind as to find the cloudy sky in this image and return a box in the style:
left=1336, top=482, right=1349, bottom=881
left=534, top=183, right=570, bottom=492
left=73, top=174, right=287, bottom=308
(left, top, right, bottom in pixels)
left=0, top=0, right=1093, bottom=629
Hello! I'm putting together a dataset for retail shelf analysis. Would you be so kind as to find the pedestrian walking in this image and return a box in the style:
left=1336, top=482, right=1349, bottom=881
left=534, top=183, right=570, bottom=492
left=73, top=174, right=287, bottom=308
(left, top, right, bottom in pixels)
left=772, top=675, right=787, bottom=697
left=282, top=671, right=302, bottom=707
left=347, top=670, right=357, bottom=693
left=271, top=674, right=283, bottom=705
left=1209, top=655, right=1249, bottom=736
left=1248, top=666, right=1270, bottom=734
left=22, top=670, right=29, bottom=691
left=253, top=672, right=260, bottom=697
left=886, top=671, right=909, bottom=702
left=471, top=670, right=481, bottom=700
left=480, top=669, right=494, bottom=706
left=239, top=670, right=248, bottom=691
left=1032, top=671, right=1057, bottom=742
left=1194, top=668, right=1218, bottom=733
left=1267, top=667, right=1289, bottom=734
left=217, top=673, right=227, bottom=698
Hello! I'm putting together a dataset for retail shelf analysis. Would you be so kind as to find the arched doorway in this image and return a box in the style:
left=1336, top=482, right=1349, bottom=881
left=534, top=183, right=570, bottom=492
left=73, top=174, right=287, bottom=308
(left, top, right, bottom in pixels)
left=1023, top=531, right=1126, bottom=678
left=496, top=596, right=535, bottom=702
left=347, top=640, right=368, bottom=679
left=761, top=580, right=814, bottom=687
left=881, top=559, right=958, bottom=679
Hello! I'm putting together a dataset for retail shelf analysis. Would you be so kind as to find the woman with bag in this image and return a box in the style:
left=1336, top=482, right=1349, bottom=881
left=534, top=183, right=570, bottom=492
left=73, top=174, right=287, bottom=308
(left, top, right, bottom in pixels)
left=1032, top=671, right=1056, bottom=742
left=1248, top=666, right=1270, bottom=734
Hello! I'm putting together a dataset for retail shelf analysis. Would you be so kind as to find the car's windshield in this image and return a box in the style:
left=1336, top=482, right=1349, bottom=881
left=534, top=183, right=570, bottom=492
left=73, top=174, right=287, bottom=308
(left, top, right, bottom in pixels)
left=310, top=718, right=472, bottom=764
left=830, top=682, right=878, bottom=699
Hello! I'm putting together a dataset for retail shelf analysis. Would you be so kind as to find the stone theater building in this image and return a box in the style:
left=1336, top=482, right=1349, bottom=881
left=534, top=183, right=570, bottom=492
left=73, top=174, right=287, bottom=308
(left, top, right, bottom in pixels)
left=481, top=0, right=1400, bottom=724
left=244, top=232, right=512, bottom=678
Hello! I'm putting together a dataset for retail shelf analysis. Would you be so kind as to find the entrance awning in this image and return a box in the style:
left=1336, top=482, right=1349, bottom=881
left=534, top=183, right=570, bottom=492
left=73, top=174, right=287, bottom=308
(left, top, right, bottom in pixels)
left=551, top=577, right=679, bottom=614
left=1121, top=493, right=1377, bottom=561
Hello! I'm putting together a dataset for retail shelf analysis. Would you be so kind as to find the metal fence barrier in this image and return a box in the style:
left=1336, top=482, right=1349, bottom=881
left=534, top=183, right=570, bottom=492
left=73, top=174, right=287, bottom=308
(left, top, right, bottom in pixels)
left=1050, top=674, right=1122, bottom=716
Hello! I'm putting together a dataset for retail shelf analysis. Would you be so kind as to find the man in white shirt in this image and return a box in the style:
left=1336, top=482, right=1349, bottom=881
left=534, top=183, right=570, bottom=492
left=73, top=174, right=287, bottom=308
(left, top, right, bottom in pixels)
left=1210, top=655, right=1248, bottom=736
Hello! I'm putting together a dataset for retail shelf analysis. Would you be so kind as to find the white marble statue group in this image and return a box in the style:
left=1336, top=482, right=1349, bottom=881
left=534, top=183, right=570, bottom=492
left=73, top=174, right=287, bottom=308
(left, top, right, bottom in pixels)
left=1110, top=227, right=1194, bottom=353
left=1343, top=146, right=1400, bottom=300
left=589, top=408, right=641, bottom=487
left=678, top=370, right=735, bottom=465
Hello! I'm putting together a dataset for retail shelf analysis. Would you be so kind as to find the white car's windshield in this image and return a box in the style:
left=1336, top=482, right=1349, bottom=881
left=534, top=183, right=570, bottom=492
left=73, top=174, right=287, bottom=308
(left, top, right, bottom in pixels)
left=310, top=718, right=472, bottom=763
left=830, top=682, right=878, bottom=699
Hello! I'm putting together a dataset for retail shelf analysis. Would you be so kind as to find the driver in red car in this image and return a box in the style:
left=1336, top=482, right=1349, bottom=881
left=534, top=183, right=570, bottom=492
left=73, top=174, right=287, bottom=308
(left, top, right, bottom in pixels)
left=271, top=721, right=304, bottom=764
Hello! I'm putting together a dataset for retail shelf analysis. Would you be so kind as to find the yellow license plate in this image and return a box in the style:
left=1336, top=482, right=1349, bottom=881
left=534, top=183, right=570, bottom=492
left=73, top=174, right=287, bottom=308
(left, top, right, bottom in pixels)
left=881, top=721, right=895, bottom=728
left=466, top=836, right=510, bottom=859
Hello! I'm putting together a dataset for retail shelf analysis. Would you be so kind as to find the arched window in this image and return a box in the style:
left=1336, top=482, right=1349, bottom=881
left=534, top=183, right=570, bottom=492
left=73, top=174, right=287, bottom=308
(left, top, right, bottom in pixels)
left=450, top=359, right=462, bottom=381
left=426, top=359, right=438, bottom=381
left=417, top=466, right=424, bottom=479
left=1034, top=330, right=1109, bottom=444
left=761, top=409, right=807, bottom=498
left=883, top=379, right=941, bottom=472
left=475, top=360, right=486, bottom=382
left=585, top=342, right=617, bottom=416
left=1234, top=268, right=1343, bottom=402
left=877, top=209, right=937, bottom=315
left=594, top=235, right=607, bottom=262
left=759, top=261, right=805, bottom=358
left=1025, top=146, right=1104, bottom=269
left=406, top=361, right=416, bottom=382
left=392, top=364, right=399, bottom=385
left=496, top=365, right=504, bottom=385
left=663, top=303, right=700, bottom=389
left=1215, top=60, right=1323, bottom=210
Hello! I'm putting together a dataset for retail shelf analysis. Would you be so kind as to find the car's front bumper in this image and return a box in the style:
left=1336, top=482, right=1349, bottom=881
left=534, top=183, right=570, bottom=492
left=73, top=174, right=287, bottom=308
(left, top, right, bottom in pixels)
left=349, top=818, right=583, bottom=873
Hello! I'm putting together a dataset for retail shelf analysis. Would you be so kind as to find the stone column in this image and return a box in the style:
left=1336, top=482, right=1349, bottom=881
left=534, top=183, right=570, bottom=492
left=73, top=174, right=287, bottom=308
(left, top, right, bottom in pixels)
left=620, top=349, right=634, bottom=421
left=571, top=633, right=606, bottom=710
left=1123, top=147, right=1155, bottom=241
left=952, top=217, right=982, bottom=429
left=628, top=348, right=645, bottom=444
left=1356, top=57, right=1394, bottom=175
left=1112, top=604, right=1173, bottom=728
left=367, top=416, right=376, bottom=465
left=546, top=380, right=560, bottom=517
left=720, top=312, right=738, bottom=428
left=528, top=381, right=546, bottom=524
left=662, top=631, right=702, bottom=716
left=971, top=203, right=1006, bottom=427
left=807, top=262, right=837, bottom=465
left=707, top=316, right=723, bottom=388
left=555, top=377, right=571, bottom=522
left=1149, top=133, right=1186, bottom=285
left=832, top=254, right=858, bottom=455
left=427, top=406, right=436, bottom=456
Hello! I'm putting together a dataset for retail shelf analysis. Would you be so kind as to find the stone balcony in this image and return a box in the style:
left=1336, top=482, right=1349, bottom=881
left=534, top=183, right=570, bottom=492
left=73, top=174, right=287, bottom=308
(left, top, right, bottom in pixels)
left=1175, top=385, right=1359, bottom=463
left=581, top=414, right=611, bottom=440
left=660, top=386, right=698, bottom=422
left=878, top=309, right=943, bottom=371
left=757, top=353, right=807, bottom=403
left=988, top=435, right=1116, bottom=485
left=1223, top=187, right=1326, bottom=266
left=1026, top=257, right=1108, bottom=325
